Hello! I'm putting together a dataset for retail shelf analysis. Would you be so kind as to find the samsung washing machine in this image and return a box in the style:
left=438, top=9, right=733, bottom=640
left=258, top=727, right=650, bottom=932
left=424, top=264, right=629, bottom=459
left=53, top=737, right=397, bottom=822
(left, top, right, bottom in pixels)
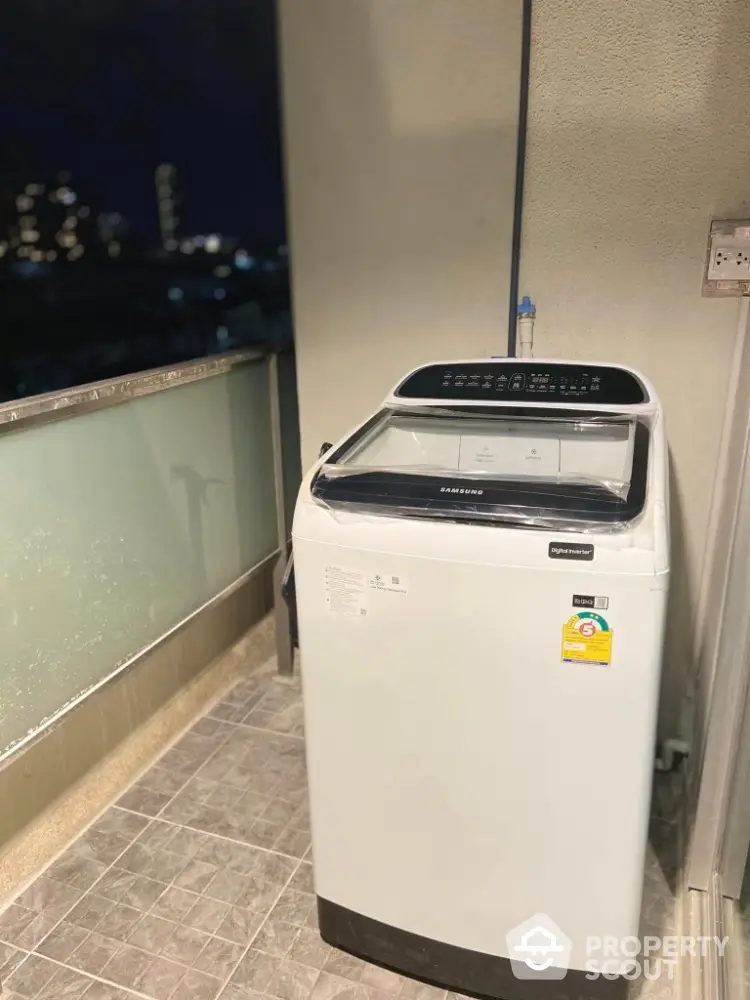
left=293, top=359, right=669, bottom=1000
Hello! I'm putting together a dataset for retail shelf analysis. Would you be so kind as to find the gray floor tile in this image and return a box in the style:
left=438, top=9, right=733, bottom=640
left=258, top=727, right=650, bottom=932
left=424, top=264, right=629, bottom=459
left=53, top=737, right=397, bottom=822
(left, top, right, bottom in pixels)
left=271, top=890, right=316, bottom=929
left=170, top=968, right=223, bottom=1000
left=119, top=875, right=169, bottom=912
left=116, top=785, right=173, bottom=818
left=289, top=864, right=314, bottom=895
left=267, top=956, right=319, bottom=1000
left=137, top=955, right=186, bottom=999
left=80, top=982, right=136, bottom=1000
left=309, top=970, right=368, bottom=1000
left=289, top=927, right=330, bottom=970
left=126, top=913, right=177, bottom=955
left=94, top=904, right=143, bottom=943
left=216, top=905, right=264, bottom=945
left=151, top=888, right=200, bottom=924
left=0, top=942, right=25, bottom=982
left=71, top=831, right=132, bottom=869
left=36, top=964, right=93, bottom=999
left=0, top=905, right=70, bottom=951
left=228, top=948, right=280, bottom=992
left=91, top=809, right=150, bottom=840
left=100, top=944, right=153, bottom=992
left=161, top=924, right=212, bottom=965
left=16, top=877, right=80, bottom=914
left=174, top=859, right=220, bottom=896
left=117, top=845, right=187, bottom=883
left=193, top=936, right=244, bottom=979
left=190, top=717, right=233, bottom=741
left=253, top=918, right=301, bottom=958
left=92, top=870, right=138, bottom=905
left=139, top=765, right=192, bottom=798
left=182, top=898, right=231, bottom=936
left=68, top=931, right=121, bottom=976
left=4, top=953, right=59, bottom=997
left=46, top=852, right=106, bottom=892
left=36, top=920, right=90, bottom=961
left=323, top=951, right=367, bottom=982
left=135, top=823, right=178, bottom=853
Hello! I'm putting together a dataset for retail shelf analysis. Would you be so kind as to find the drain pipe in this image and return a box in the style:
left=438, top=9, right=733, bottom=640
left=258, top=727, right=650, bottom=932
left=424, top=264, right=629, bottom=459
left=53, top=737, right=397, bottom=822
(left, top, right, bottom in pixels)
left=506, top=0, right=533, bottom=357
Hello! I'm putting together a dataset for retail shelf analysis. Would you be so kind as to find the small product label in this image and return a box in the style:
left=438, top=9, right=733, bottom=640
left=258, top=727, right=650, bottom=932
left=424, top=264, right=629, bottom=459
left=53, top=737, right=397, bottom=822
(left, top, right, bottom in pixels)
left=325, top=566, right=367, bottom=616
left=368, top=573, right=407, bottom=596
left=572, top=594, right=609, bottom=610
left=549, top=542, right=594, bottom=561
left=562, top=612, right=613, bottom=666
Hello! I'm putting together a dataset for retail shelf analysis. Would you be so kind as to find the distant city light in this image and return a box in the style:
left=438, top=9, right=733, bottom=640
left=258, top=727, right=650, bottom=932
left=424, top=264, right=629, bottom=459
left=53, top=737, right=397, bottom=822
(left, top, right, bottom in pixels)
left=205, top=234, right=221, bottom=254
left=216, top=326, right=229, bottom=343
left=68, top=245, right=84, bottom=261
left=17, top=246, right=29, bottom=257
left=16, top=195, right=33, bottom=212
left=62, top=216, right=77, bottom=230
left=25, top=183, right=45, bottom=196
left=30, top=249, right=44, bottom=262
left=213, top=288, right=227, bottom=300
left=46, top=250, right=57, bottom=262
left=262, top=260, right=277, bottom=272
left=234, top=250, right=256, bottom=270
left=19, top=215, right=37, bottom=228
left=60, top=191, right=77, bottom=206
left=108, top=241, right=121, bottom=258
left=213, top=265, right=231, bottom=278
left=180, top=239, right=195, bottom=254
left=165, top=238, right=178, bottom=252
left=21, top=230, right=40, bottom=243
left=78, top=206, right=91, bottom=219
left=57, top=231, right=77, bottom=248
left=168, top=287, right=184, bottom=302
left=0, top=243, right=6, bottom=258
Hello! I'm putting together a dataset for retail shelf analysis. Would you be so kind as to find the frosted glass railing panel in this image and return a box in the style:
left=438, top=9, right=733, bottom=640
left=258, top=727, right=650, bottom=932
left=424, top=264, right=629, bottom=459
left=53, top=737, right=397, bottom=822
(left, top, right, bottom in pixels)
left=0, top=362, right=277, bottom=757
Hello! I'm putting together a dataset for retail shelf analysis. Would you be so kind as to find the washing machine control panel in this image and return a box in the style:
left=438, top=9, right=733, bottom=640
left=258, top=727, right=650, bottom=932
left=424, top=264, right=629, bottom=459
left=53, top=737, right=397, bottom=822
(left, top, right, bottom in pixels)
left=395, top=363, right=647, bottom=404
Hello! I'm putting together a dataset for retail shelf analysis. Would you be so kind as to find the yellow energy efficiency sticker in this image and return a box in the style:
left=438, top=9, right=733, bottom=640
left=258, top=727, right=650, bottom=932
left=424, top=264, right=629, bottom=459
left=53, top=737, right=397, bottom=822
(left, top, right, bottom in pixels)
left=561, top=612, right=613, bottom=666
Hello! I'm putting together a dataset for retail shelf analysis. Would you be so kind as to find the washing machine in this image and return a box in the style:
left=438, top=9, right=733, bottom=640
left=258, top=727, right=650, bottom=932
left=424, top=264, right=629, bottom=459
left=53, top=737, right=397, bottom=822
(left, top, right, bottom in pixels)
left=293, top=359, right=669, bottom=1000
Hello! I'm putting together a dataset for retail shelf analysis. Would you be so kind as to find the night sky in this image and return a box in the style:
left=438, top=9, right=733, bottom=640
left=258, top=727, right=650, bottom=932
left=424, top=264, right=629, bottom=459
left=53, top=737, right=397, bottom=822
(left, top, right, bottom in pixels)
left=0, top=0, right=286, bottom=245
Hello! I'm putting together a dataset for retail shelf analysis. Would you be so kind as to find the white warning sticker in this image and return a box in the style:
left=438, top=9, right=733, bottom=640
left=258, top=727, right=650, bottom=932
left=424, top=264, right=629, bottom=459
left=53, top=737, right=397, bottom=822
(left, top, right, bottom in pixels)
left=368, top=573, right=408, bottom=595
left=325, top=566, right=367, bottom=616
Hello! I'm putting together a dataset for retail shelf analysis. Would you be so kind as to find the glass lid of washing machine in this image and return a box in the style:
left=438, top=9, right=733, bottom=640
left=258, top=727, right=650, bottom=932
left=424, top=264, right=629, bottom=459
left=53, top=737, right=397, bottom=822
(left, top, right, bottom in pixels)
left=312, top=409, right=651, bottom=530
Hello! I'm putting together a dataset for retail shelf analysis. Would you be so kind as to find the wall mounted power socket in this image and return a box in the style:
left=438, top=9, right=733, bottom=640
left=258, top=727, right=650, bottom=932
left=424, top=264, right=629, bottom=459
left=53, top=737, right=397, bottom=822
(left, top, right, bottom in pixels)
left=703, top=220, right=750, bottom=297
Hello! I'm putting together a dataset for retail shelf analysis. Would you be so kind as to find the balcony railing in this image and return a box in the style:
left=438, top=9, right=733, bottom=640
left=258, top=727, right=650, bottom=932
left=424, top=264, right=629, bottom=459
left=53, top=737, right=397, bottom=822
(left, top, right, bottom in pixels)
left=0, top=350, right=296, bottom=764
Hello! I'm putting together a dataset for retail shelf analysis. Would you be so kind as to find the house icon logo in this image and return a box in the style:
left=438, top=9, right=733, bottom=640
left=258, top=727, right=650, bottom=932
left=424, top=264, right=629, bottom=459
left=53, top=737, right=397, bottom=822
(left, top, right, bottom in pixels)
left=506, top=913, right=572, bottom=980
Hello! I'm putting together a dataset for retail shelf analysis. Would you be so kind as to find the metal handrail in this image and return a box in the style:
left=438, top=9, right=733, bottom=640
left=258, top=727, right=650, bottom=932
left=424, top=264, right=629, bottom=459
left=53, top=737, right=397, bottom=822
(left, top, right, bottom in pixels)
left=0, top=348, right=265, bottom=436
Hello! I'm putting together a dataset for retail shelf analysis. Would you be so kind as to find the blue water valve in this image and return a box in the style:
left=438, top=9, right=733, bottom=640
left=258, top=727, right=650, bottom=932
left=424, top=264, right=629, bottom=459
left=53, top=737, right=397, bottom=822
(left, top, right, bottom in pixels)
left=518, top=295, right=535, bottom=317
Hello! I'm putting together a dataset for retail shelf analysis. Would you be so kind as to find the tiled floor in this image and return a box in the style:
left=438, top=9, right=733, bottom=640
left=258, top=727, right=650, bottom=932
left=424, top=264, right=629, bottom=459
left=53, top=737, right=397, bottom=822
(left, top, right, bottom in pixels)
left=0, top=661, right=682, bottom=1000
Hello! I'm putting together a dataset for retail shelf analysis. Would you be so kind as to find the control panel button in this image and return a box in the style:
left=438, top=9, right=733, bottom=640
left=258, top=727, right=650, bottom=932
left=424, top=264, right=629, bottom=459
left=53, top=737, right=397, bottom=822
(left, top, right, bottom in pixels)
left=509, top=373, right=526, bottom=391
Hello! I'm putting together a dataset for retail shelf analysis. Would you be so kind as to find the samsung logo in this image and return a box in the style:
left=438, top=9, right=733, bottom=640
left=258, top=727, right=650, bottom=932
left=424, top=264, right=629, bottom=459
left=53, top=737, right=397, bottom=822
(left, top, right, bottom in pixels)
left=440, top=486, right=484, bottom=495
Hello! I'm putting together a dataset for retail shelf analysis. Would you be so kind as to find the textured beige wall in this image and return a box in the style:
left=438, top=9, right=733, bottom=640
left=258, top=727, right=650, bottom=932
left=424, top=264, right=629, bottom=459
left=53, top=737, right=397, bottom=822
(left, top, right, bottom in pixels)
left=521, top=0, right=750, bottom=738
left=278, top=0, right=524, bottom=469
